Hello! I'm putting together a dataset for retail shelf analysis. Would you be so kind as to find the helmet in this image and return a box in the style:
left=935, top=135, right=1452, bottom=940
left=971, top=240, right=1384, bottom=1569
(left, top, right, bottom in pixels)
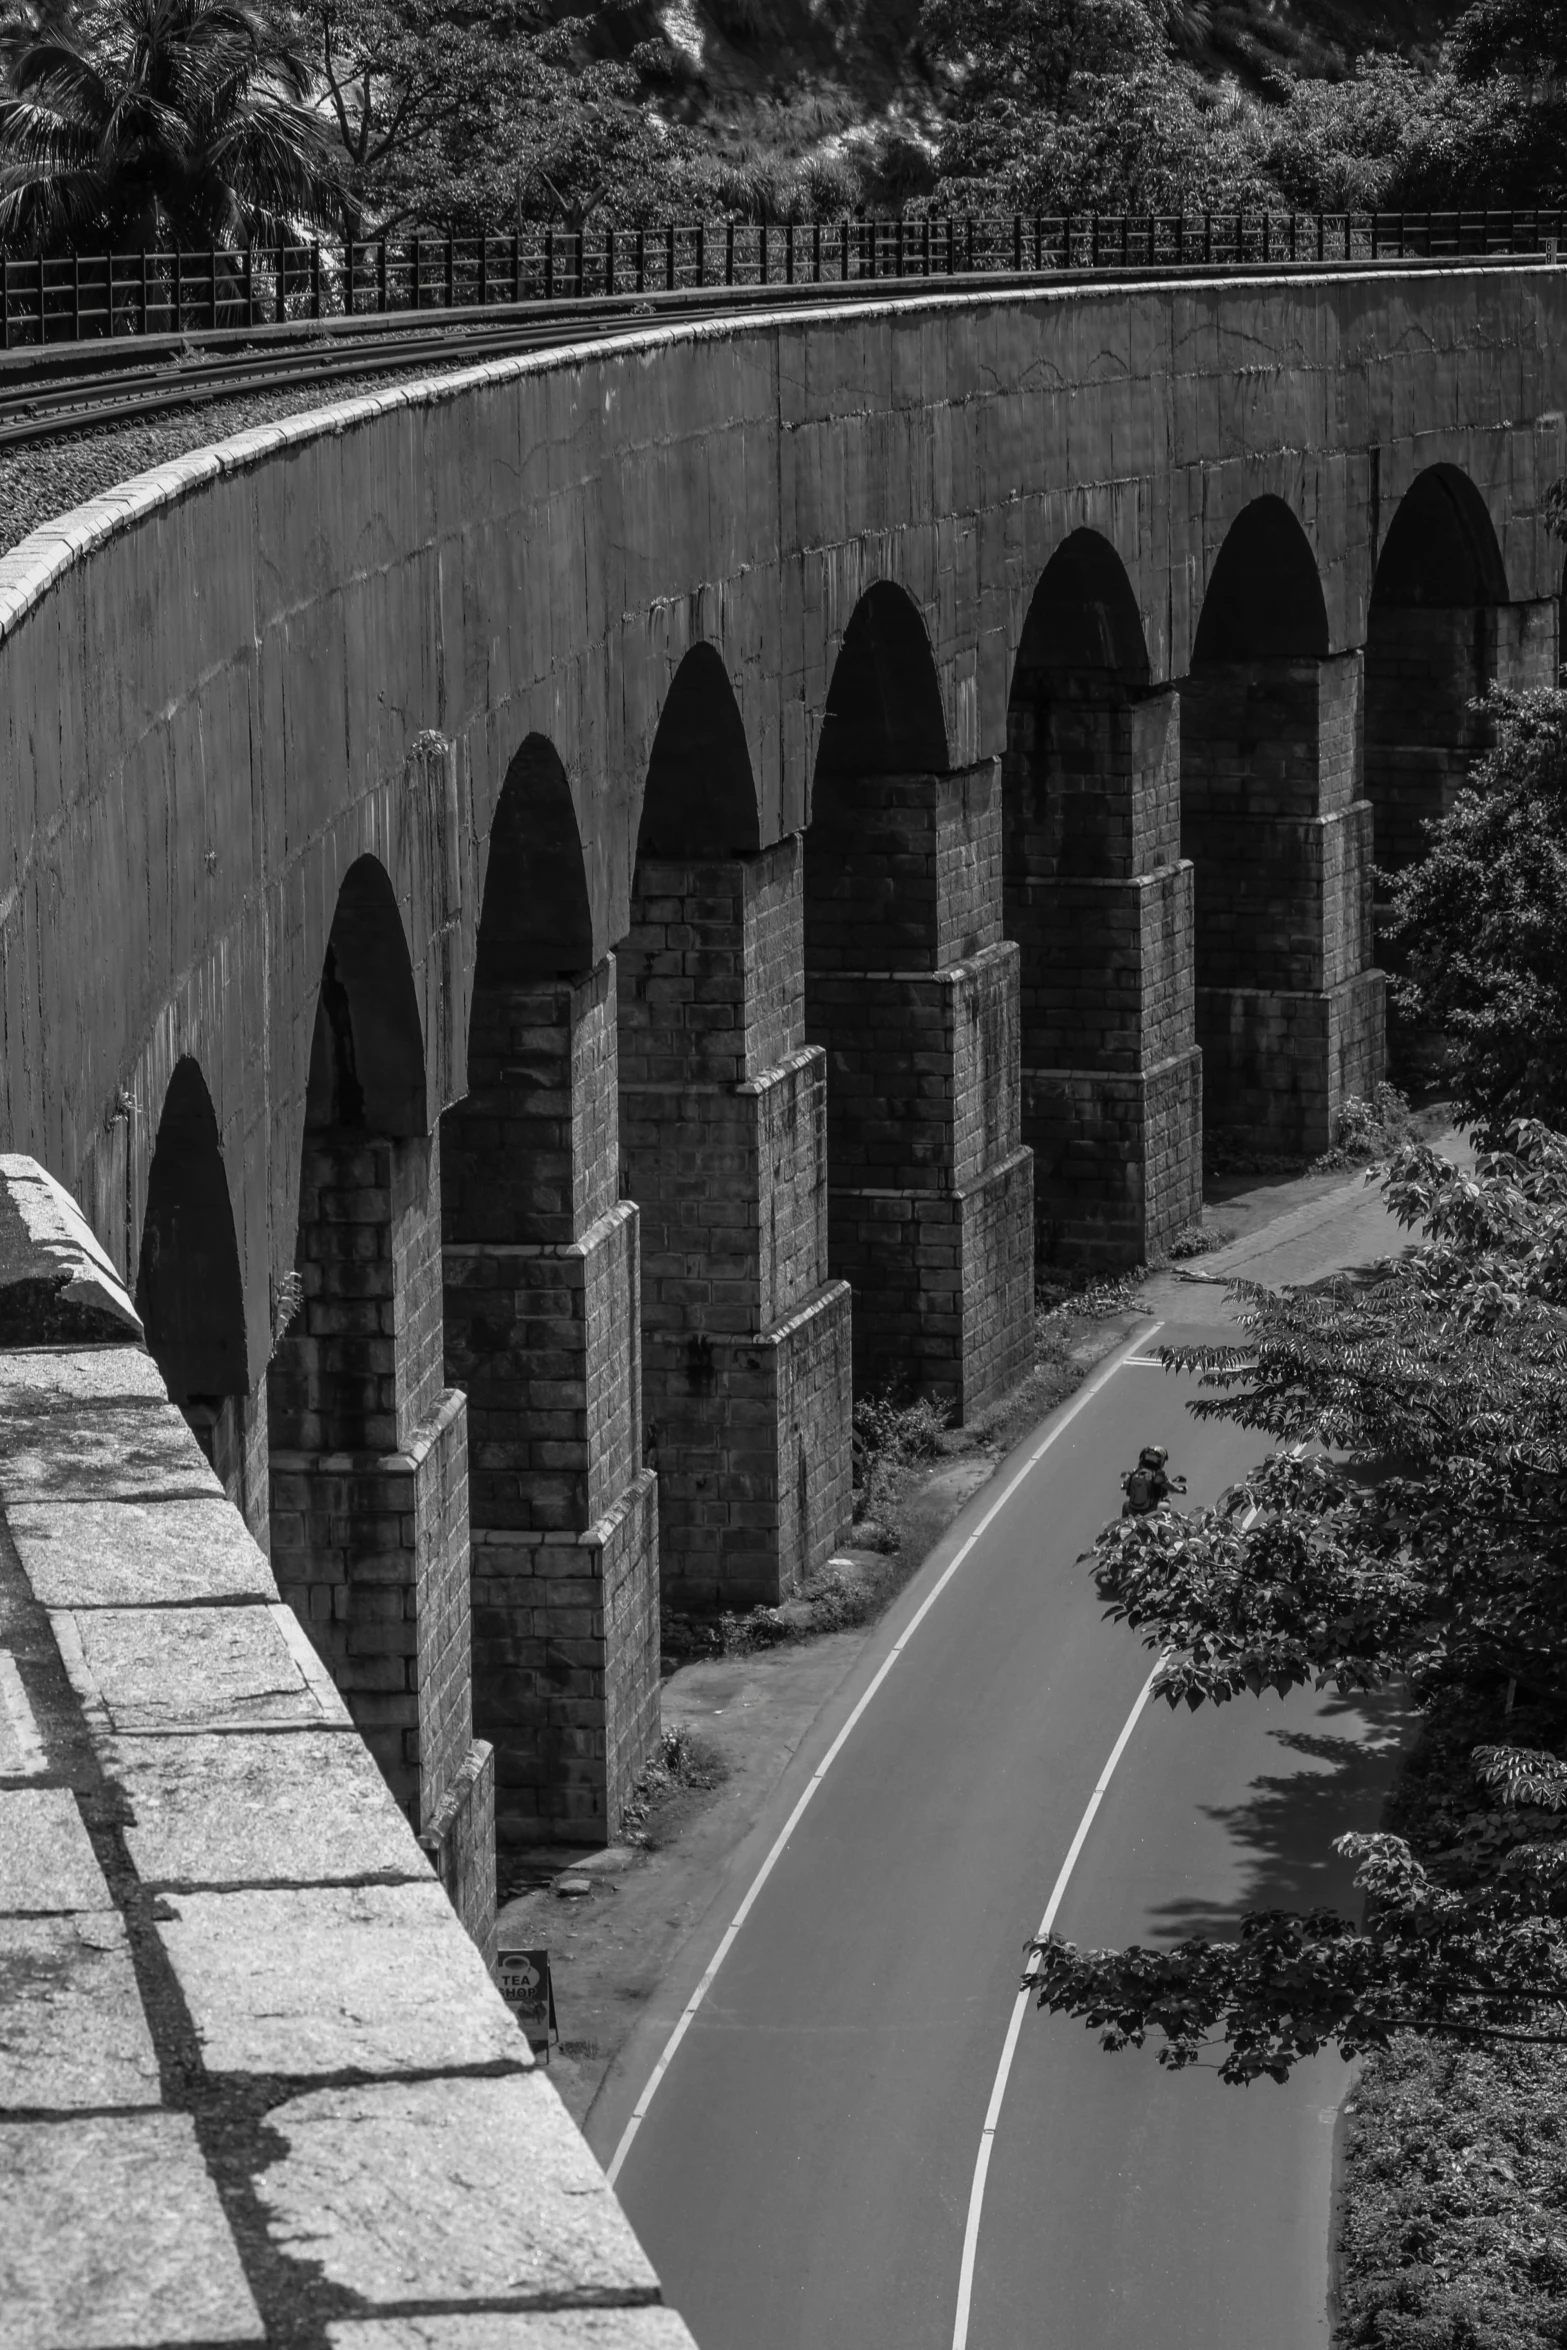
left=1138, top=1445, right=1169, bottom=1469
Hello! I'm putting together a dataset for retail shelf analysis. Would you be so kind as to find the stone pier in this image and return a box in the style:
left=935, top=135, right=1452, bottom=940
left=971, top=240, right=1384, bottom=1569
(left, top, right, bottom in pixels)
left=805, top=758, right=1033, bottom=1412
left=1182, top=650, right=1384, bottom=1155
left=618, top=836, right=852, bottom=1617
left=267, top=1122, right=493, bottom=1957
left=443, top=954, right=661, bottom=1853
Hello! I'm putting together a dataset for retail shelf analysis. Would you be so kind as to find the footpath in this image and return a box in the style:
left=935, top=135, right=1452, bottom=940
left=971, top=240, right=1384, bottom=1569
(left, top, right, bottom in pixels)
left=498, top=1136, right=1462, bottom=2140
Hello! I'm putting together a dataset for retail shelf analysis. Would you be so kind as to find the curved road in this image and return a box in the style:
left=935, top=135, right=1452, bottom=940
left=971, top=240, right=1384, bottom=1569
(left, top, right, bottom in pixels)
left=590, top=1231, right=1412, bottom=2350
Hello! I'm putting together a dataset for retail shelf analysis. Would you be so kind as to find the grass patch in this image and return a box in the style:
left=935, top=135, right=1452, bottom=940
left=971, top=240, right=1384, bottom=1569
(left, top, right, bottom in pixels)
left=1338, top=1686, right=1567, bottom=2346
left=619, top=1724, right=729, bottom=1848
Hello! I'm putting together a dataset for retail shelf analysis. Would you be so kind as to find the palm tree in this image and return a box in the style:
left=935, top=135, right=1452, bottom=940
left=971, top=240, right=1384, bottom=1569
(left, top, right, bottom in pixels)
left=0, top=0, right=342, bottom=251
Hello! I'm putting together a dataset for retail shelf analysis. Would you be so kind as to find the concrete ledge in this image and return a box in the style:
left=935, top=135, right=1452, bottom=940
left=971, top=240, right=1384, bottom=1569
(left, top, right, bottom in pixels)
left=0, top=1158, right=693, bottom=2350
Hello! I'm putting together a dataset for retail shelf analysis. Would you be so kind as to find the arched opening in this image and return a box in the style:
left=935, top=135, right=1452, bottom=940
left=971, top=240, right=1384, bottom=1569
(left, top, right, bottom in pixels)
left=303, top=855, right=428, bottom=1135
left=270, top=854, right=456, bottom=1833
left=442, top=736, right=659, bottom=1852
left=805, top=583, right=1031, bottom=1412
left=1366, top=465, right=1508, bottom=879
left=619, top=645, right=850, bottom=1619
left=136, top=1055, right=256, bottom=1518
left=1366, top=467, right=1510, bottom=1087
left=1004, top=533, right=1198, bottom=1267
left=637, top=641, right=761, bottom=860
left=1181, top=497, right=1381, bottom=1155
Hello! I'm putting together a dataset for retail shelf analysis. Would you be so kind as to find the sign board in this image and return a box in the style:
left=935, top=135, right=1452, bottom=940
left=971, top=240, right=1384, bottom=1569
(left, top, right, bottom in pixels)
left=498, top=1946, right=558, bottom=2060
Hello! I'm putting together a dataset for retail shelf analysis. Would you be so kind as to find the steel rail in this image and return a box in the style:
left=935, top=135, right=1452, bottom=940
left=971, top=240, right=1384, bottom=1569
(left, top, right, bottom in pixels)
left=0, top=245, right=1558, bottom=454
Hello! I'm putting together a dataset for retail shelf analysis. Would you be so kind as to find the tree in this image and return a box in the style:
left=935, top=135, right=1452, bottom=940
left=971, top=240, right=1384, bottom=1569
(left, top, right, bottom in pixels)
left=919, top=0, right=1274, bottom=214
left=1030, top=1125, right=1567, bottom=2082
left=0, top=0, right=340, bottom=248
left=1386, top=689, right=1567, bottom=1145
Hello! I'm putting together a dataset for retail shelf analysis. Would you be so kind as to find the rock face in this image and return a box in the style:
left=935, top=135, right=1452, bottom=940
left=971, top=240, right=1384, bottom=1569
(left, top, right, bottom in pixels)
left=0, top=1157, right=694, bottom=2350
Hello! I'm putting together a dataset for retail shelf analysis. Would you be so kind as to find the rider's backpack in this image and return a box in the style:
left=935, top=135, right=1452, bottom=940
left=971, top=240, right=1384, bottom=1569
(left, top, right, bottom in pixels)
left=1123, top=1468, right=1155, bottom=1512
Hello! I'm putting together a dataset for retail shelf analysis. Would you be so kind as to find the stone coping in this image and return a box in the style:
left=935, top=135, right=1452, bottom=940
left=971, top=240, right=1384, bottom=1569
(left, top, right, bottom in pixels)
left=0, top=1156, right=694, bottom=2350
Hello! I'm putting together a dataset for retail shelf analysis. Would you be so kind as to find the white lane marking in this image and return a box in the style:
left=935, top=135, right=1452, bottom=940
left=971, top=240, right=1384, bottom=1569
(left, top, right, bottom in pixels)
left=949, top=1470, right=1288, bottom=2347
left=950, top=1654, right=1165, bottom=2350
left=603, top=1318, right=1164, bottom=2188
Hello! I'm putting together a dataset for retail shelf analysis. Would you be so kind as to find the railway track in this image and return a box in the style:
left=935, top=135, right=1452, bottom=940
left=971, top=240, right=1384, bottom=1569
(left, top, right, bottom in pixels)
left=0, top=246, right=1554, bottom=453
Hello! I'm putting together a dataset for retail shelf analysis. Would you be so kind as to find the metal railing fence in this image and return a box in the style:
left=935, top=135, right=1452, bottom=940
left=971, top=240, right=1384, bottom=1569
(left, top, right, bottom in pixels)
left=3, top=208, right=1562, bottom=349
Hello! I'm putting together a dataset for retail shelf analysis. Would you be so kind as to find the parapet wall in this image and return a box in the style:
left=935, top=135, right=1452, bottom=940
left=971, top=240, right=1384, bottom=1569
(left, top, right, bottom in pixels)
left=0, top=1154, right=693, bottom=2349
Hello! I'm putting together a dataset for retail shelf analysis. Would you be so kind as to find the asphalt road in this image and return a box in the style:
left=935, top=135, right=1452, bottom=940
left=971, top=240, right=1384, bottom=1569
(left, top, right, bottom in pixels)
left=594, top=1267, right=1412, bottom=2350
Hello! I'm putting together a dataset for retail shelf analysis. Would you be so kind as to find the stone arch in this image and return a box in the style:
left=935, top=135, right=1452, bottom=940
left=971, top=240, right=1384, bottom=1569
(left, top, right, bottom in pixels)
left=305, top=854, right=427, bottom=1138
left=813, top=579, right=949, bottom=793
left=136, top=1054, right=259, bottom=1520
left=1182, top=497, right=1381, bottom=1155
left=1376, top=465, right=1509, bottom=611
left=1004, top=531, right=1198, bottom=1267
left=444, top=729, right=659, bottom=1853
left=474, top=735, right=595, bottom=986
left=137, top=1056, right=247, bottom=1403
left=1192, top=495, right=1331, bottom=665
left=638, top=642, right=761, bottom=858
left=1366, top=464, right=1510, bottom=894
left=1365, top=466, right=1518, bottom=1087
left=804, top=583, right=1031, bottom=1411
left=272, top=850, right=460, bottom=1841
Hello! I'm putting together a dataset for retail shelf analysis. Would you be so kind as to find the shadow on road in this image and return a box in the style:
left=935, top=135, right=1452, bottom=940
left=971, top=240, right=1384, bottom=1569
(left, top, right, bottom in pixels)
left=1143, top=1686, right=1417, bottom=1941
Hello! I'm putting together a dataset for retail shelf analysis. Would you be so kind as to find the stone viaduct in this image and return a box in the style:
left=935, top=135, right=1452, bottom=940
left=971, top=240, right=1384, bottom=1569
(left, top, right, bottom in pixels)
left=0, top=260, right=1561, bottom=1933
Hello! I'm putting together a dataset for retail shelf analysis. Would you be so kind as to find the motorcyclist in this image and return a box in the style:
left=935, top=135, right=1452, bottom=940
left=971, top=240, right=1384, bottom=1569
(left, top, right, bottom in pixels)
left=1120, top=1444, right=1187, bottom=1517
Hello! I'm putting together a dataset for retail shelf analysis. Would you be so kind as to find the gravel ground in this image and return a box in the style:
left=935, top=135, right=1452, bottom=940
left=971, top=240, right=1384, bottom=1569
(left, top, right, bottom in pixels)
left=0, top=363, right=470, bottom=559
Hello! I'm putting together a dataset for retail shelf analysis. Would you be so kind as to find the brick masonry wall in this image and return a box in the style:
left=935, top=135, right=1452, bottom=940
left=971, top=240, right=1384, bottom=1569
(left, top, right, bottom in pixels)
left=1365, top=607, right=1491, bottom=876
left=620, top=839, right=851, bottom=1614
left=806, top=758, right=1031, bottom=1413
left=958, top=1150, right=1034, bottom=1408
left=1023, top=1048, right=1202, bottom=1267
left=189, top=1386, right=269, bottom=1552
left=1198, top=967, right=1387, bottom=1155
left=269, top=1389, right=472, bottom=1821
left=444, top=950, right=660, bottom=1849
left=420, top=1738, right=498, bottom=1970
left=471, top=1466, right=661, bottom=1845
left=1182, top=652, right=1382, bottom=1147
left=805, top=764, right=1004, bottom=975
left=268, top=1122, right=482, bottom=1916
left=1004, top=672, right=1196, bottom=1267
left=269, top=1131, right=444, bottom=1458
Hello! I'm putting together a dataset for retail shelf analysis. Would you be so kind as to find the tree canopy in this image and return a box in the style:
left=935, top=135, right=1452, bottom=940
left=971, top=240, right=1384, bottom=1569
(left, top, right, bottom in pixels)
left=0, top=0, right=339, bottom=247
left=1386, top=689, right=1567, bottom=1146
left=1030, top=1126, right=1567, bottom=2083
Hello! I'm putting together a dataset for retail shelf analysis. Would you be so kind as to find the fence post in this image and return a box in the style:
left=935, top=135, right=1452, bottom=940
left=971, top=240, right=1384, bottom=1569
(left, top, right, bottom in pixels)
left=842, top=217, right=851, bottom=281
left=666, top=223, right=676, bottom=290
left=444, top=238, right=454, bottom=307
left=813, top=220, right=822, bottom=280
left=760, top=222, right=769, bottom=285
left=727, top=220, right=736, bottom=286
left=544, top=230, right=553, bottom=301
left=144, top=247, right=153, bottom=334
left=787, top=221, right=796, bottom=284
left=696, top=221, right=705, bottom=287
left=1, top=259, right=8, bottom=352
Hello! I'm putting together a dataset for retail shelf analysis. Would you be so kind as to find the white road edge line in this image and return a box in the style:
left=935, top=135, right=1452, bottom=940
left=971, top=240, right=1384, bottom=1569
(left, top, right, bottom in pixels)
left=603, top=1317, right=1165, bottom=2189
left=949, top=1653, right=1165, bottom=2350
left=948, top=1466, right=1290, bottom=2347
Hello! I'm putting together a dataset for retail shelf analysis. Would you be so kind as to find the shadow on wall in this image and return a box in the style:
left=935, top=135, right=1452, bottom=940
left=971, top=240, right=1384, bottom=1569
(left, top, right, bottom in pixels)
left=1004, top=528, right=1200, bottom=1271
